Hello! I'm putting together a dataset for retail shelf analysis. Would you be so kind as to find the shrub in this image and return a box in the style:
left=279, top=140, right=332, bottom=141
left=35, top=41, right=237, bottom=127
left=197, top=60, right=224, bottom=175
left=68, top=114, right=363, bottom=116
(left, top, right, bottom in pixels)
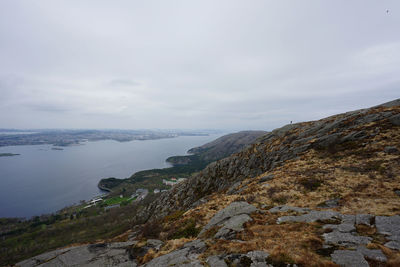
left=141, top=220, right=162, bottom=239
left=298, top=177, right=322, bottom=191
left=168, top=219, right=201, bottom=239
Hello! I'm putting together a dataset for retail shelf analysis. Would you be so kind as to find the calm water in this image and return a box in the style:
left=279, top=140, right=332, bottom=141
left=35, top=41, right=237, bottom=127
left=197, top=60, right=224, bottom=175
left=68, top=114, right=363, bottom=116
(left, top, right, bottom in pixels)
left=0, top=135, right=221, bottom=218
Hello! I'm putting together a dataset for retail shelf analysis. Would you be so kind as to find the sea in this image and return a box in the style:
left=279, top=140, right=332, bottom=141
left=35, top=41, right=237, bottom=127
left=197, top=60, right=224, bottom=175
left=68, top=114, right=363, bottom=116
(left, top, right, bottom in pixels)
left=0, top=134, right=222, bottom=218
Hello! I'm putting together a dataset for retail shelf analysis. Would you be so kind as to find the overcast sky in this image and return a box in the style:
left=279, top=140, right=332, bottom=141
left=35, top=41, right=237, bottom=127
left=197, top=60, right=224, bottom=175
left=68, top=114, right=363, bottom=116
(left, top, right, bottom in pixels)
left=0, top=1, right=399, bottom=131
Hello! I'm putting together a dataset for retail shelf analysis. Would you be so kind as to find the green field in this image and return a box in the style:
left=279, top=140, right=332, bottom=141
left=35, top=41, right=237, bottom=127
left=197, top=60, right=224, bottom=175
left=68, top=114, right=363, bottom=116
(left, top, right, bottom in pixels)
left=103, top=196, right=134, bottom=206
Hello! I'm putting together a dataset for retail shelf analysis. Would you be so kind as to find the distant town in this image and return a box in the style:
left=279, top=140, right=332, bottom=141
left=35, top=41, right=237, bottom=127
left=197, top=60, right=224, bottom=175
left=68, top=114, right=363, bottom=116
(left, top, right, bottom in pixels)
left=0, top=129, right=212, bottom=147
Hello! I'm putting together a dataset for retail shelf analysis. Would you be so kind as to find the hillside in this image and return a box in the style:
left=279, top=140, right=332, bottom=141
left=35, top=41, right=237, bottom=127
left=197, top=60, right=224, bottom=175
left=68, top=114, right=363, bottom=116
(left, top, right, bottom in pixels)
left=12, top=99, right=400, bottom=266
left=99, top=131, right=267, bottom=193
left=166, top=131, right=267, bottom=165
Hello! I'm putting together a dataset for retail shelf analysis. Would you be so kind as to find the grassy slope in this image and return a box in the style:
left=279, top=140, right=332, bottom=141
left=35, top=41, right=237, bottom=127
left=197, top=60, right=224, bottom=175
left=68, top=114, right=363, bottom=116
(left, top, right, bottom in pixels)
left=133, top=104, right=400, bottom=266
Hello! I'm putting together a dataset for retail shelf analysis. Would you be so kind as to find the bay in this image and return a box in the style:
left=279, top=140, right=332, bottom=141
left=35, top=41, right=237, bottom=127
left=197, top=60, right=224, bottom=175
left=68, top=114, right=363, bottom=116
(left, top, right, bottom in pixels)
left=0, top=134, right=221, bottom=218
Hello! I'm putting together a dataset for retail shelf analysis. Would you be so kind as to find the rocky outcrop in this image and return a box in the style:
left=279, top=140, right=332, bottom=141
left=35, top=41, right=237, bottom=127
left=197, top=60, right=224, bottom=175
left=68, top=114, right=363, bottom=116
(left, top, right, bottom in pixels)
left=272, top=206, right=394, bottom=266
left=200, top=201, right=257, bottom=239
left=138, top=99, right=400, bottom=223
left=187, top=131, right=268, bottom=162
left=144, top=240, right=206, bottom=267
left=15, top=99, right=400, bottom=266
left=16, top=241, right=136, bottom=267
left=375, top=215, right=400, bottom=250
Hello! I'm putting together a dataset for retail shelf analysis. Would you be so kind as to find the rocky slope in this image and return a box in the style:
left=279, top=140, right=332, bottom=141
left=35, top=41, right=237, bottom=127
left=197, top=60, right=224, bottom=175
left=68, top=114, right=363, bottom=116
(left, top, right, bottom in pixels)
left=166, top=130, right=267, bottom=165
left=15, top=99, right=400, bottom=266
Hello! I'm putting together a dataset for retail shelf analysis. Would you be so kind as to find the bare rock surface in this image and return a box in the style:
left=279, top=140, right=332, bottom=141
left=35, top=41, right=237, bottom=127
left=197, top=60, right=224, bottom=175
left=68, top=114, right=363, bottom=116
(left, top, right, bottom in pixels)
left=357, top=246, right=387, bottom=263
left=206, top=255, right=228, bottom=267
left=375, top=215, right=400, bottom=250
left=323, top=231, right=371, bottom=247
left=331, top=250, right=369, bottom=267
left=200, top=201, right=257, bottom=237
left=355, top=214, right=373, bottom=226
left=144, top=240, right=206, bottom=267
left=269, top=205, right=310, bottom=214
left=277, top=210, right=341, bottom=223
left=16, top=241, right=136, bottom=267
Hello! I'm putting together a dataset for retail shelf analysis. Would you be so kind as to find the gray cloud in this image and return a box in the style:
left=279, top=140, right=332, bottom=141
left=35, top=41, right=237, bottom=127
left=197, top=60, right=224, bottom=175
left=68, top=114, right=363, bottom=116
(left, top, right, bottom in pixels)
left=0, top=0, right=399, bottom=130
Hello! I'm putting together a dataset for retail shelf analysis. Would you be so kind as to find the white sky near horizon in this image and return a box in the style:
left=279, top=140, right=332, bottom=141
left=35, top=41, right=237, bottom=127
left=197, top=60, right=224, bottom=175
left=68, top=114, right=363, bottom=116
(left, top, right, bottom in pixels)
left=0, top=0, right=399, bottom=131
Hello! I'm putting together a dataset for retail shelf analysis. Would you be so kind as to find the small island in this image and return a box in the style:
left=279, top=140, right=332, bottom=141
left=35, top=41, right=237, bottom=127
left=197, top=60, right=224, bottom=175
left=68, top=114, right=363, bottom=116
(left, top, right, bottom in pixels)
left=0, top=153, right=20, bottom=157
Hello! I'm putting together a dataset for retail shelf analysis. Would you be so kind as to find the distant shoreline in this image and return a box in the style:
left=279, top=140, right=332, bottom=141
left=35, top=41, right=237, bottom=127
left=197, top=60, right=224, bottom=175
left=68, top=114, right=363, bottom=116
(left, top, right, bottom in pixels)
left=0, top=153, right=20, bottom=157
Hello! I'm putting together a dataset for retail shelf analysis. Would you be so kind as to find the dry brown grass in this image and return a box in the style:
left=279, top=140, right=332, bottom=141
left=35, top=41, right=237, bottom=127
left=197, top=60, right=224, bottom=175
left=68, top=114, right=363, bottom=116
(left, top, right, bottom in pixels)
left=239, top=124, right=400, bottom=215
left=137, top=107, right=400, bottom=266
left=203, top=217, right=336, bottom=266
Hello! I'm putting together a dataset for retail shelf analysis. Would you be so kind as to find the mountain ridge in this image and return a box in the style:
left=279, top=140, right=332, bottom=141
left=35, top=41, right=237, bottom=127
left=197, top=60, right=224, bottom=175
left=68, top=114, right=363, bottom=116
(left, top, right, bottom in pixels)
left=12, top=99, right=400, bottom=266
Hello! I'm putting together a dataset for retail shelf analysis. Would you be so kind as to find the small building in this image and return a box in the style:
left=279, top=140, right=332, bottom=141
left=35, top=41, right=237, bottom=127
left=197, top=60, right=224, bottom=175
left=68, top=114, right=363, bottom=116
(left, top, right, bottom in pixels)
left=154, top=189, right=160, bottom=194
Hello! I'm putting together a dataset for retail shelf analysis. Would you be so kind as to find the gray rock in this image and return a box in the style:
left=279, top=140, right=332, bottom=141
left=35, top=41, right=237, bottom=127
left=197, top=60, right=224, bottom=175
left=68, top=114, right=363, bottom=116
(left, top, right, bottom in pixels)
left=222, top=214, right=253, bottom=231
left=206, top=255, right=228, bottom=267
left=331, top=250, right=369, bottom=267
left=377, top=99, right=400, bottom=108
left=323, top=221, right=355, bottom=233
left=16, top=242, right=136, bottom=267
left=226, top=181, right=242, bottom=195
left=214, top=227, right=236, bottom=240
left=395, top=190, right=400, bottom=197
left=190, top=197, right=208, bottom=208
left=355, top=214, right=374, bottom=226
left=236, top=185, right=248, bottom=194
left=338, top=215, right=356, bottom=232
left=272, top=123, right=300, bottom=137
left=202, top=202, right=257, bottom=232
left=375, top=215, right=400, bottom=236
left=212, top=213, right=253, bottom=239
left=146, top=239, right=164, bottom=250
left=259, top=174, right=274, bottom=183
left=341, top=131, right=366, bottom=143
left=323, top=231, right=371, bottom=247
left=182, top=239, right=207, bottom=252
left=246, top=250, right=270, bottom=262
left=277, top=210, right=341, bottom=224
left=384, top=240, right=400, bottom=250
left=389, top=114, right=400, bottom=126
left=291, top=144, right=311, bottom=156
left=144, top=241, right=206, bottom=267
left=384, top=146, right=399, bottom=154
left=269, top=205, right=310, bottom=214
left=313, top=133, right=341, bottom=149
left=318, top=198, right=340, bottom=208
left=357, top=246, right=387, bottom=262
left=144, top=247, right=201, bottom=267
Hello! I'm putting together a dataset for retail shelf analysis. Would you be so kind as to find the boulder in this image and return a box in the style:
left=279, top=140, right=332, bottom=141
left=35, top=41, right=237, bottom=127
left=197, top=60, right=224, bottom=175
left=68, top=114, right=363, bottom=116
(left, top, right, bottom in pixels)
left=206, top=255, right=228, bottom=267
left=144, top=240, right=206, bottom=267
left=146, top=239, right=164, bottom=250
left=318, top=198, right=340, bottom=208
left=331, top=250, right=369, bottom=267
left=355, top=214, right=374, bottom=226
left=201, top=202, right=257, bottom=232
left=357, top=246, right=387, bottom=262
left=375, top=215, right=400, bottom=236
left=323, top=231, right=371, bottom=247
